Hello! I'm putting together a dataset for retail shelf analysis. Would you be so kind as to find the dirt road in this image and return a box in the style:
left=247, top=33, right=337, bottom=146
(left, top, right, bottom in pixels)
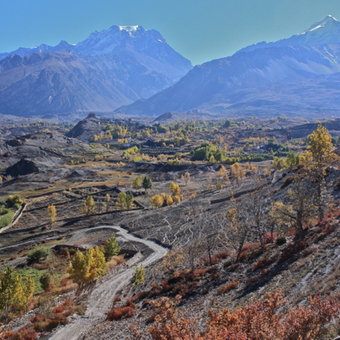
left=49, top=225, right=168, bottom=340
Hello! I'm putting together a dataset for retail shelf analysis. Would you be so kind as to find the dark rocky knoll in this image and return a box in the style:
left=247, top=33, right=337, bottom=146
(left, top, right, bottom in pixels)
left=6, top=159, right=39, bottom=177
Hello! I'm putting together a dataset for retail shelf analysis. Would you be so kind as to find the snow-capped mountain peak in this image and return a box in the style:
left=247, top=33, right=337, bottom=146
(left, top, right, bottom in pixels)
left=238, top=15, right=340, bottom=55
left=303, top=14, right=339, bottom=34
left=118, top=25, right=140, bottom=32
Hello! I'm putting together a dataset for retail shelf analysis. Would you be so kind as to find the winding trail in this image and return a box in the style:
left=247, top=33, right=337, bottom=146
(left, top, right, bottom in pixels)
left=49, top=225, right=168, bottom=340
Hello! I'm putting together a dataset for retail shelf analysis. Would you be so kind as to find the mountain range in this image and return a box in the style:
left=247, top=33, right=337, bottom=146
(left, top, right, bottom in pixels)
left=2, top=16, right=340, bottom=119
left=118, top=15, right=340, bottom=118
left=0, top=25, right=191, bottom=118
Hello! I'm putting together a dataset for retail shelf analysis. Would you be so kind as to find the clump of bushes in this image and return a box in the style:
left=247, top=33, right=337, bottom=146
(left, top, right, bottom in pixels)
left=27, top=248, right=51, bottom=265
left=146, top=293, right=339, bottom=340
left=32, top=300, right=80, bottom=332
left=1, top=327, right=37, bottom=339
left=107, top=305, right=136, bottom=321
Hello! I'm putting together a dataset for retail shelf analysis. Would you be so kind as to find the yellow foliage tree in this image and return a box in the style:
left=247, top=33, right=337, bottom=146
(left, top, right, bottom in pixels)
left=305, top=125, right=335, bottom=219
left=105, top=193, right=111, bottom=212
left=47, top=204, right=57, bottom=226
left=68, top=246, right=106, bottom=287
left=132, top=177, right=143, bottom=190
left=169, top=182, right=181, bottom=196
left=83, top=196, right=95, bottom=215
left=0, top=267, right=35, bottom=317
left=231, top=162, right=245, bottom=183
left=217, top=165, right=227, bottom=178
left=150, top=194, right=164, bottom=208
left=166, top=195, right=174, bottom=206
left=116, top=192, right=134, bottom=210
left=172, top=195, right=182, bottom=204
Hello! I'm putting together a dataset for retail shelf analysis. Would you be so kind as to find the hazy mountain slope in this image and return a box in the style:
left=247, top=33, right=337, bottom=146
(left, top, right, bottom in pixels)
left=0, top=26, right=192, bottom=118
left=0, top=53, right=137, bottom=116
left=118, top=16, right=340, bottom=118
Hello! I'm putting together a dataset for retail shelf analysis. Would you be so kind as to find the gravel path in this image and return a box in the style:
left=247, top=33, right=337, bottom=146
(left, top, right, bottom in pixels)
left=49, top=225, right=168, bottom=340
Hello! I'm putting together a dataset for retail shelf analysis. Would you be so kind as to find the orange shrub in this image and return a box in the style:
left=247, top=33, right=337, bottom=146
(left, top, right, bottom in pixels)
left=107, top=306, right=135, bottom=320
left=205, top=249, right=232, bottom=265
left=146, top=293, right=339, bottom=340
left=253, top=255, right=277, bottom=271
left=279, top=241, right=308, bottom=263
left=264, top=232, right=278, bottom=244
left=60, top=278, right=73, bottom=287
left=246, top=276, right=258, bottom=285
left=1, top=327, right=37, bottom=340
left=239, top=242, right=262, bottom=261
left=217, top=281, right=239, bottom=295
left=188, top=268, right=209, bottom=280
left=32, top=299, right=78, bottom=333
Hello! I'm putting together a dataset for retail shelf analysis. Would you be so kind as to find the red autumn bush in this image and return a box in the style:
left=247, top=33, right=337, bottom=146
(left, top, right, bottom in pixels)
left=239, top=242, right=263, bottom=261
left=204, top=249, right=232, bottom=265
left=32, top=299, right=79, bottom=333
left=253, top=255, right=277, bottom=271
left=146, top=293, right=339, bottom=340
left=0, top=327, right=37, bottom=340
left=279, top=241, right=309, bottom=263
left=107, top=306, right=135, bottom=320
left=217, top=281, right=239, bottom=295
left=52, top=299, right=74, bottom=314
left=188, top=268, right=209, bottom=280
left=264, top=232, right=278, bottom=244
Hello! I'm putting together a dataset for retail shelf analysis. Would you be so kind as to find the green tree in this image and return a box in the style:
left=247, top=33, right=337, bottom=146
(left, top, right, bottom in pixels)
left=133, top=264, right=145, bottom=285
left=142, top=176, right=152, bottom=191
left=104, top=233, right=121, bottom=260
left=27, top=247, right=50, bottom=265
left=40, top=272, right=52, bottom=292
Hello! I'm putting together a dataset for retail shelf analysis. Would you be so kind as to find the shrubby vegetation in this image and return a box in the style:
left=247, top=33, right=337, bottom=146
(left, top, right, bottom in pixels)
left=0, top=267, right=35, bottom=319
left=0, top=195, right=22, bottom=228
left=146, top=293, right=339, bottom=340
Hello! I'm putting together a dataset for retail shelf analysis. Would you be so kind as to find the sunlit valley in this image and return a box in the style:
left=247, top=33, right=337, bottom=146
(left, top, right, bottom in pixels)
left=0, top=7, right=339, bottom=340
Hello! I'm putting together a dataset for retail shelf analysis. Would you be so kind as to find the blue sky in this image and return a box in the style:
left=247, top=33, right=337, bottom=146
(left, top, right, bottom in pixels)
left=1, top=0, right=340, bottom=65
